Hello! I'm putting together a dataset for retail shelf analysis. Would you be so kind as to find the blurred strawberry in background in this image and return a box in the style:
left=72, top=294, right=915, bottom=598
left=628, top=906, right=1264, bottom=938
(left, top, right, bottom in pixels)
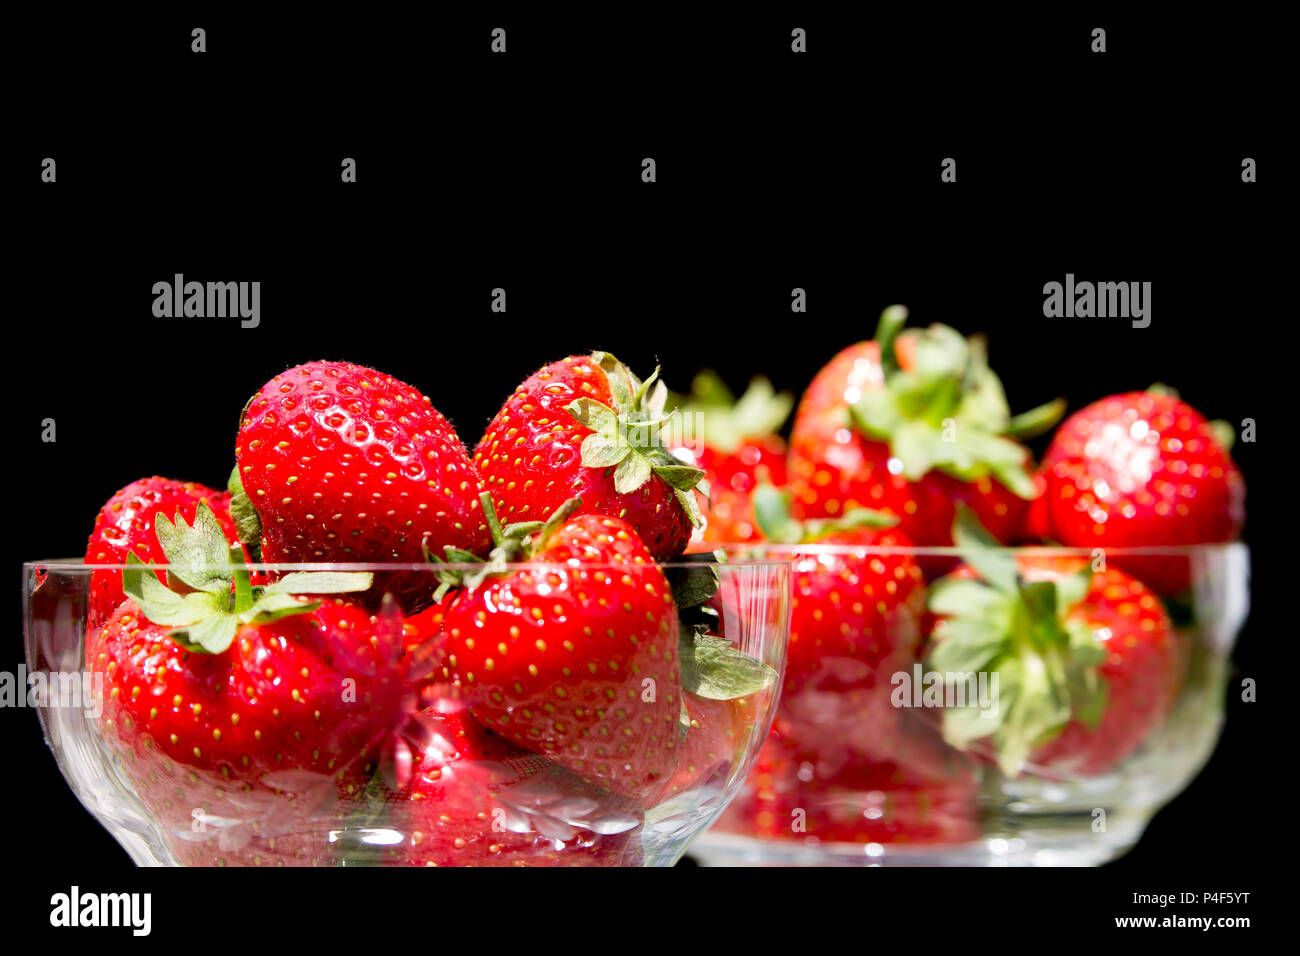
left=1035, top=387, right=1245, bottom=594
left=786, top=306, right=1063, bottom=547
left=668, top=371, right=793, bottom=549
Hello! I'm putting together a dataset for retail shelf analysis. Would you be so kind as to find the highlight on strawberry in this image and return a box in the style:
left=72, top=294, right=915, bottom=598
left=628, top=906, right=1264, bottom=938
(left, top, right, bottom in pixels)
left=1034, top=386, right=1245, bottom=594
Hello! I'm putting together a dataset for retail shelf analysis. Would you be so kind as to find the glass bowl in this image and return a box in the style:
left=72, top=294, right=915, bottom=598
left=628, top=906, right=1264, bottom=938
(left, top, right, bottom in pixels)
left=691, top=542, right=1248, bottom=867
left=24, top=559, right=790, bottom=867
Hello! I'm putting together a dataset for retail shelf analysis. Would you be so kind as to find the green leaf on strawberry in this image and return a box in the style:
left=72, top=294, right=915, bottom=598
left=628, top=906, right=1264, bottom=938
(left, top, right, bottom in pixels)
left=153, top=505, right=237, bottom=594
left=751, top=484, right=897, bottom=545
left=226, top=465, right=263, bottom=563
left=679, top=625, right=777, bottom=701
left=123, top=502, right=373, bottom=654
left=562, top=352, right=707, bottom=528
left=668, top=371, right=795, bottom=456
left=665, top=551, right=725, bottom=611
left=849, top=315, right=1064, bottom=500
left=926, top=509, right=1109, bottom=776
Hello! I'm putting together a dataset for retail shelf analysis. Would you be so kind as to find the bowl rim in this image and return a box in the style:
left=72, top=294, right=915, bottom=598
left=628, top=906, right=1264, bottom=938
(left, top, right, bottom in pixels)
left=22, top=557, right=794, bottom=573
left=22, top=541, right=1249, bottom=570
left=714, top=541, right=1249, bottom=559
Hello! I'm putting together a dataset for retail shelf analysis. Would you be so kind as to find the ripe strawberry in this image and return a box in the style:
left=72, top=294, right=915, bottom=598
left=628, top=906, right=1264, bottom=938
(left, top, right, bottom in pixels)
left=925, top=510, right=1183, bottom=777
left=666, top=371, right=792, bottom=549
left=473, top=353, right=706, bottom=561
left=786, top=306, right=1063, bottom=546
left=85, top=477, right=239, bottom=630
left=233, top=360, right=489, bottom=573
left=397, top=708, right=640, bottom=866
left=750, top=485, right=926, bottom=760
left=88, top=504, right=406, bottom=865
left=434, top=496, right=684, bottom=802
left=1038, top=389, right=1245, bottom=593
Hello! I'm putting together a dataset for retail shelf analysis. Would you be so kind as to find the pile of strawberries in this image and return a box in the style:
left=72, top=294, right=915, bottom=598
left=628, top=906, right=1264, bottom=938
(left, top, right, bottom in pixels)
left=83, top=354, right=776, bottom=866
left=78, top=310, right=1247, bottom=862
left=679, top=308, right=1246, bottom=847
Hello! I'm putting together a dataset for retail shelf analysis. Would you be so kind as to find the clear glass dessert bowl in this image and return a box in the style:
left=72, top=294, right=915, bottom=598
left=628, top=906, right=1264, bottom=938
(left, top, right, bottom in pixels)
left=690, top=541, right=1248, bottom=867
left=24, top=558, right=790, bottom=867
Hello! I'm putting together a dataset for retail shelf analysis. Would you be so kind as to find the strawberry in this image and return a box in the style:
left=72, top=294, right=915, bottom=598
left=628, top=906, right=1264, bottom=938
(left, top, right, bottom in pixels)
left=786, top=306, right=1063, bottom=547
left=233, top=360, right=489, bottom=576
left=85, top=477, right=239, bottom=630
left=750, top=484, right=927, bottom=762
left=473, top=352, right=706, bottom=561
left=431, top=496, right=684, bottom=802
left=1038, top=389, right=1245, bottom=593
left=925, top=510, right=1183, bottom=777
left=666, top=370, right=793, bottom=549
left=88, top=504, right=406, bottom=865
left=396, top=708, right=640, bottom=866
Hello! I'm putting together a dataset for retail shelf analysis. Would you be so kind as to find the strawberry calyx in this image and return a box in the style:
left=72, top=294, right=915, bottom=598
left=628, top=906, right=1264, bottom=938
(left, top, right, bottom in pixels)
left=850, top=309, right=1065, bottom=499
left=123, top=502, right=373, bottom=654
left=669, top=370, right=794, bottom=454
left=923, top=507, right=1106, bottom=777
left=751, top=483, right=898, bottom=545
left=425, top=494, right=583, bottom=599
left=564, top=351, right=707, bottom=528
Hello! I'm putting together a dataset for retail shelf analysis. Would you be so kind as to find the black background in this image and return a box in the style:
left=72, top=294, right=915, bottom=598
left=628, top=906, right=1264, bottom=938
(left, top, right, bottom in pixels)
left=5, top=7, right=1277, bottom=939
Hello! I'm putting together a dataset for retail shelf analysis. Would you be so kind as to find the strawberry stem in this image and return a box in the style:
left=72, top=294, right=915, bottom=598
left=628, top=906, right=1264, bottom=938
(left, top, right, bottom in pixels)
left=231, top=544, right=253, bottom=614
left=875, top=304, right=909, bottom=374
left=479, top=491, right=507, bottom=548
left=534, top=497, right=583, bottom=552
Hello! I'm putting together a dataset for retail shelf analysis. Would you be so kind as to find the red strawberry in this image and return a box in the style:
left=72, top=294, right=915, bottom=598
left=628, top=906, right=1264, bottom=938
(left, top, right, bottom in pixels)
left=85, top=477, right=239, bottom=630
left=1039, top=389, right=1245, bottom=593
left=88, top=504, right=406, bottom=865
left=925, top=511, right=1183, bottom=777
left=473, top=353, right=706, bottom=561
left=786, top=307, right=1063, bottom=547
left=434, top=496, right=684, bottom=802
left=397, top=708, right=640, bottom=866
left=750, top=485, right=927, bottom=762
left=666, top=371, right=792, bottom=549
left=233, top=360, right=489, bottom=575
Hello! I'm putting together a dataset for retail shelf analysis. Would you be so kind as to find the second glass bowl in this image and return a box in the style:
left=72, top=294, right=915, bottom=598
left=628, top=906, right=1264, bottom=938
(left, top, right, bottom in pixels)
left=692, top=542, right=1248, bottom=866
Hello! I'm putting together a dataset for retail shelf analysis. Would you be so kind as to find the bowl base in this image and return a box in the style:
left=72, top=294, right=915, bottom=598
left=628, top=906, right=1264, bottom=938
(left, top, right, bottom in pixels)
left=687, top=816, right=1148, bottom=867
